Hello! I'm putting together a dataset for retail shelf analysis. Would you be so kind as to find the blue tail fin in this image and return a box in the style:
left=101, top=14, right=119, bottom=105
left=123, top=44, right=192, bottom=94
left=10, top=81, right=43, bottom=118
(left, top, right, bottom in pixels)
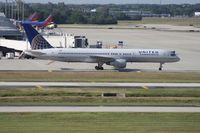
left=22, top=23, right=53, bottom=50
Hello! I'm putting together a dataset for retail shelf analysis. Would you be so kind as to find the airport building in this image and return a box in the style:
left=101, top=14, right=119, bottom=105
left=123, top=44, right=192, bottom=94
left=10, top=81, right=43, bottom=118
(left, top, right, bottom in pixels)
left=194, top=12, right=200, bottom=17
left=0, top=33, right=89, bottom=57
left=0, top=11, right=89, bottom=58
left=110, top=10, right=171, bottom=19
left=0, top=12, right=24, bottom=57
left=0, top=12, right=23, bottom=40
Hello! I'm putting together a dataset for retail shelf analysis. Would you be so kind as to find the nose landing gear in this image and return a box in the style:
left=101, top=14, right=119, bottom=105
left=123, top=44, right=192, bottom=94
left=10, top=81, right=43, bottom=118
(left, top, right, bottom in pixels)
left=159, top=63, right=164, bottom=71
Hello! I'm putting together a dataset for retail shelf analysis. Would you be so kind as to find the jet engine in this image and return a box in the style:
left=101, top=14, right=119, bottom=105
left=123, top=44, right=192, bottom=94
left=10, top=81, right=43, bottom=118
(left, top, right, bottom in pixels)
left=107, top=59, right=127, bottom=69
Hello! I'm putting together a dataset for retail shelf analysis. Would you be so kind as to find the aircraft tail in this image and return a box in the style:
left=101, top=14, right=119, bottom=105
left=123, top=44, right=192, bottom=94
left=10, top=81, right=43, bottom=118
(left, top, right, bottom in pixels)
left=22, top=24, right=54, bottom=50
left=28, top=12, right=38, bottom=21
left=43, top=15, right=53, bottom=26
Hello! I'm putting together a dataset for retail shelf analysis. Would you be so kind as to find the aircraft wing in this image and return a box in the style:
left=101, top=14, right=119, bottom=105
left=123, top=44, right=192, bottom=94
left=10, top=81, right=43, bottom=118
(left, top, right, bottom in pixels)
left=90, top=55, right=115, bottom=63
left=25, top=50, right=46, bottom=56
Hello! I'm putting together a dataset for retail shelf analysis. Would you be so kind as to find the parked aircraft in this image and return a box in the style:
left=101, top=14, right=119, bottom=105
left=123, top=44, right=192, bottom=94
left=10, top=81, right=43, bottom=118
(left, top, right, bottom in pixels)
left=21, top=15, right=53, bottom=29
left=22, top=24, right=180, bottom=70
left=24, top=12, right=39, bottom=22
left=46, top=22, right=57, bottom=29
left=14, top=12, right=38, bottom=27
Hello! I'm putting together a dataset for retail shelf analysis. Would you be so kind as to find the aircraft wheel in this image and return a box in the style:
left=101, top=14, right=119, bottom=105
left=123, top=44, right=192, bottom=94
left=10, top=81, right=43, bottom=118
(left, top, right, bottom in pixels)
left=159, top=63, right=163, bottom=71
left=95, top=66, right=99, bottom=70
left=95, top=66, right=104, bottom=70
left=100, top=67, right=104, bottom=70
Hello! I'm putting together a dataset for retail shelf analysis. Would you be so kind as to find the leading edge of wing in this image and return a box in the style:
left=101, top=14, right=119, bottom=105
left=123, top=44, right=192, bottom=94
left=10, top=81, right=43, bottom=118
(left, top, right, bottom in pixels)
left=90, top=55, right=115, bottom=63
left=24, top=50, right=46, bottom=56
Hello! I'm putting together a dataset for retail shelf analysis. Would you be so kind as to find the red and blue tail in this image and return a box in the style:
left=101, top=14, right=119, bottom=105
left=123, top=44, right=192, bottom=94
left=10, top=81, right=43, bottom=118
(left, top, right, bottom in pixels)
left=28, top=12, right=39, bottom=21
left=45, top=15, right=53, bottom=25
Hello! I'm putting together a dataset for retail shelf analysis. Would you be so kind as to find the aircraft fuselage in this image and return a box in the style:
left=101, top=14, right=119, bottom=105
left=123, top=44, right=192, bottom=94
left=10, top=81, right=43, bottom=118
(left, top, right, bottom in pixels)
left=25, top=48, right=180, bottom=64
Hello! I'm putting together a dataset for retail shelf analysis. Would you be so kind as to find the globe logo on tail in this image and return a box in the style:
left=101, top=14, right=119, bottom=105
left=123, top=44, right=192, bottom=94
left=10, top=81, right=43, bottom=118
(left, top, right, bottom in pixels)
left=31, top=34, right=52, bottom=49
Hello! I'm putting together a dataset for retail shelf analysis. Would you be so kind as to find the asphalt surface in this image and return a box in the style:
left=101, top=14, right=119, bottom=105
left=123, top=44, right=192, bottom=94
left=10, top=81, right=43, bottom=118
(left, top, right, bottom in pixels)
left=1, top=82, right=200, bottom=88
left=0, top=106, right=199, bottom=112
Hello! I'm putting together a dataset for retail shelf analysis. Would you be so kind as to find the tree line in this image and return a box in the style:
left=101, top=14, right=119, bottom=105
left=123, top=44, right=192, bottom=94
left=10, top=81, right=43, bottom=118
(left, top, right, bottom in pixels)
left=1, top=2, right=200, bottom=24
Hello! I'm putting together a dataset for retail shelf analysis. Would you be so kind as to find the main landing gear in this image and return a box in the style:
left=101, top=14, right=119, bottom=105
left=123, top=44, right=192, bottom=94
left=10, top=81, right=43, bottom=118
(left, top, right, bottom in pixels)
left=95, top=66, right=104, bottom=70
left=159, top=63, right=164, bottom=71
left=95, top=62, right=104, bottom=70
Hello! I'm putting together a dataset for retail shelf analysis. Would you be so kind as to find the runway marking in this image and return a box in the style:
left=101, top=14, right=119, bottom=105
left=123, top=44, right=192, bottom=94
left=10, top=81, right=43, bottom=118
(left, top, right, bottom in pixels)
left=36, top=85, right=43, bottom=90
left=142, top=86, right=149, bottom=90
left=48, top=69, right=53, bottom=72
left=0, top=106, right=199, bottom=112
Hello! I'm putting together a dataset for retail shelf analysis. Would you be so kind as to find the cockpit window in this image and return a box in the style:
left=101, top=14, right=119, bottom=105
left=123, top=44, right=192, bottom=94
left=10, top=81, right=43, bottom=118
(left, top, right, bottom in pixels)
left=170, top=51, right=176, bottom=56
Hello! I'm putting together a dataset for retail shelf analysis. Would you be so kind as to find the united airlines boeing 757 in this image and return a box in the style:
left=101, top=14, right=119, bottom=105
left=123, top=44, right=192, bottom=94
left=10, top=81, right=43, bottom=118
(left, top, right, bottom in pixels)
left=22, top=24, right=180, bottom=70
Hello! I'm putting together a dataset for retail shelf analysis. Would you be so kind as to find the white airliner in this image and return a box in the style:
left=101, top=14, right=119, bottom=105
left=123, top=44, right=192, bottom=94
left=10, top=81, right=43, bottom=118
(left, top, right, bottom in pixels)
left=22, top=24, right=180, bottom=70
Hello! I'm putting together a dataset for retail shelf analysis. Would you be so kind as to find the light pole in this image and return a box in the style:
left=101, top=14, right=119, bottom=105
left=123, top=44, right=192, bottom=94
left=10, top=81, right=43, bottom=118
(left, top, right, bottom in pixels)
left=15, top=0, right=25, bottom=20
left=5, top=0, right=7, bottom=17
left=22, top=1, right=24, bottom=20
left=11, top=0, right=13, bottom=18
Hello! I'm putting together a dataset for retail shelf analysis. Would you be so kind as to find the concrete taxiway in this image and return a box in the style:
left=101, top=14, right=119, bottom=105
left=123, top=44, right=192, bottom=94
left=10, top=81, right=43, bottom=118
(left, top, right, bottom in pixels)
left=0, top=106, right=199, bottom=112
left=1, top=82, right=200, bottom=88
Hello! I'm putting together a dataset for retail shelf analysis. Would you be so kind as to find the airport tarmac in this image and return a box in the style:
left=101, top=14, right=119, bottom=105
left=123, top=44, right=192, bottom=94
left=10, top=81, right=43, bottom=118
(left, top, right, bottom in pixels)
left=0, top=26, right=200, bottom=71
left=0, top=106, right=199, bottom=112
left=0, top=59, right=182, bottom=71
left=1, top=82, right=200, bottom=88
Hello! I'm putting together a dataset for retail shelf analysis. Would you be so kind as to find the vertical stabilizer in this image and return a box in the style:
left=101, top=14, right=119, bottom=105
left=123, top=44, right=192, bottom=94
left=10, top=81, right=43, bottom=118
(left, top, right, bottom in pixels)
left=44, top=15, right=53, bottom=26
left=28, top=12, right=38, bottom=21
left=22, top=24, right=54, bottom=49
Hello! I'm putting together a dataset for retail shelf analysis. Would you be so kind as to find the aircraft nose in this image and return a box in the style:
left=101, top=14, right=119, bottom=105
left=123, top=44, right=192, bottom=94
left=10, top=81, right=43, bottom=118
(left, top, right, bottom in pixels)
left=175, top=56, right=180, bottom=62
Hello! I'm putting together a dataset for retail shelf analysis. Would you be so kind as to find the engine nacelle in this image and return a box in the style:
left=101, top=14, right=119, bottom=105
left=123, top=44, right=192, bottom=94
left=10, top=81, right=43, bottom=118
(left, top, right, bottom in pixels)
left=107, top=59, right=127, bottom=69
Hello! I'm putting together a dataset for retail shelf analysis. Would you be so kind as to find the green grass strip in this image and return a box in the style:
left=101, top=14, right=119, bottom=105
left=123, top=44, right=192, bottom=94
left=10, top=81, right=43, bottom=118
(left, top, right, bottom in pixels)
left=0, top=72, right=200, bottom=82
left=0, top=113, right=199, bottom=133
left=0, top=88, right=200, bottom=106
